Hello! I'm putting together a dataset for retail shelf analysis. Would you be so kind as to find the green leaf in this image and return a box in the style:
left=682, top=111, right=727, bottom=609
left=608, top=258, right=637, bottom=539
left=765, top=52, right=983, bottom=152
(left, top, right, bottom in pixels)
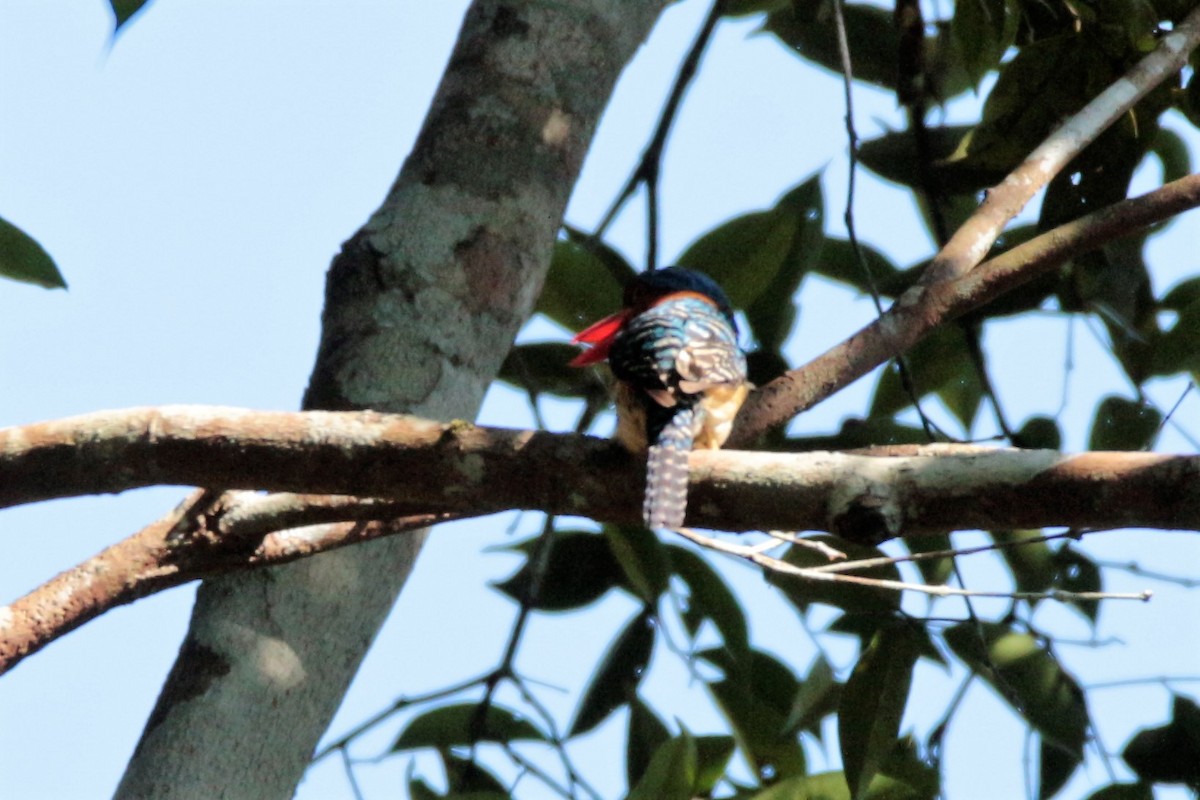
left=789, top=417, right=930, bottom=451
left=109, top=0, right=151, bottom=32
left=701, top=648, right=807, bottom=780
left=948, top=34, right=1113, bottom=178
left=667, top=544, right=750, bottom=654
left=1053, top=545, right=1102, bottom=624
left=812, top=236, right=901, bottom=296
left=839, top=626, right=920, bottom=799
left=874, top=735, right=939, bottom=799
left=1150, top=293, right=1200, bottom=377
left=569, top=610, right=656, bottom=737
left=0, top=217, right=66, bottom=289
left=857, top=126, right=995, bottom=195
left=677, top=178, right=823, bottom=311
left=439, top=753, right=510, bottom=796
left=407, top=775, right=444, bottom=800
left=493, top=531, right=626, bottom=611
left=1149, top=128, right=1192, bottom=184
left=951, top=0, right=1008, bottom=86
left=993, top=530, right=1056, bottom=595
left=767, top=535, right=901, bottom=614
left=537, top=234, right=630, bottom=332
left=1013, top=417, right=1062, bottom=450
left=1087, top=395, right=1161, bottom=451
left=1083, top=783, right=1154, bottom=800
left=745, top=760, right=934, bottom=800
left=723, top=0, right=791, bottom=16
left=869, top=325, right=982, bottom=431
left=392, top=703, right=546, bottom=751
left=1184, top=64, right=1200, bottom=128
left=694, top=735, right=736, bottom=794
left=1161, top=276, right=1200, bottom=310
left=627, top=697, right=671, bottom=790
left=498, top=342, right=608, bottom=401
left=1039, top=735, right=1081, bottom=800
left=905, top=534, right=954, bottom=588
left=742, top=175, right=825, bottom=352
left=764, top=2, right=897, bottom=92
left=764, top=2, right=970, bottom=100
left=604, top=525, right=670, bottom=605
left=627, top=733, right=698, bottom=800
left=783, top=655, right=841, bottom=736
left=944, top=623, right=1088, bottom=757
left=746, top=772, right=851, bottom=800
left=1122, top=695, right=1200, bottom=788
left=935, top=335, right=985, bottom=430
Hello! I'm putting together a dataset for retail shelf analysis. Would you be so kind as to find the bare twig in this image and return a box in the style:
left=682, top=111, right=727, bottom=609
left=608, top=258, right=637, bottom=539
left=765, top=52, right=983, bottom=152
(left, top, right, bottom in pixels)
left=805, top=530, right=1082, bottom=574
left=670, top=527, right=1152, bottom=603
left=467, top=516, right=600, bottom=800
left=314, top=676, right=496, bottom=763
left=831, top=0, right=938, bottom=439
left=1086, top=675, right=1200, bottom=691
left=593, top=0, right=724, bottom=268
left=764, top=531, right=847, bottom=561
left=1090, top=559, right=1200, bottom=588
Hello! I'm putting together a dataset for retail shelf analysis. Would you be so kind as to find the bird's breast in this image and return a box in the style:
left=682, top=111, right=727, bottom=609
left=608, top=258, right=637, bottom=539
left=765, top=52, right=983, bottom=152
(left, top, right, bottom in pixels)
left=695, top=381, right=750, bottom=449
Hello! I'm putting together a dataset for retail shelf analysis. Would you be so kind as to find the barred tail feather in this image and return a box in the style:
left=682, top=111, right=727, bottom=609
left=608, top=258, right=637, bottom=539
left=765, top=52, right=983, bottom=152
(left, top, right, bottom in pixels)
left=643, top=406, right=696, bottom=529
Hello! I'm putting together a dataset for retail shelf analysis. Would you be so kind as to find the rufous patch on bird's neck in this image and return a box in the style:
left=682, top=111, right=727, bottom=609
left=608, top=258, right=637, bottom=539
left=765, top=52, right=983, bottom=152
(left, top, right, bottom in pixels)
left=647, top=290, right=718, bottom=310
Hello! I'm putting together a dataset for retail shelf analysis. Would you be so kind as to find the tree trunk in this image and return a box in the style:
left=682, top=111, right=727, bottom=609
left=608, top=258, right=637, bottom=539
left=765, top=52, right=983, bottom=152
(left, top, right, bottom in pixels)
left=114, top=2, right=668, bottom=797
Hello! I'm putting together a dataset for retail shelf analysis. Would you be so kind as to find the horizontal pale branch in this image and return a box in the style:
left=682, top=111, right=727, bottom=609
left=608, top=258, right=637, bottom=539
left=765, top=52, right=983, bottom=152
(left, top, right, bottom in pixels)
left=4, top=405, right=1200, bottom=537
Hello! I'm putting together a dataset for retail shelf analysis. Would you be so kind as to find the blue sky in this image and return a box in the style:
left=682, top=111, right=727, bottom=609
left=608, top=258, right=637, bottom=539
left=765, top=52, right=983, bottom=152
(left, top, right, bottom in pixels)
left=1, top=2, right=1198, bottom=799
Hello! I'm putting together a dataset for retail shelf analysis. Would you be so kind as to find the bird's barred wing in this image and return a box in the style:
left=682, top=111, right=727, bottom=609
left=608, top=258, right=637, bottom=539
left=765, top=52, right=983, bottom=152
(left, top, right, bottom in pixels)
left=675, top=313, right=747, bottom=393
left=609, top=299, right=745, bottom=405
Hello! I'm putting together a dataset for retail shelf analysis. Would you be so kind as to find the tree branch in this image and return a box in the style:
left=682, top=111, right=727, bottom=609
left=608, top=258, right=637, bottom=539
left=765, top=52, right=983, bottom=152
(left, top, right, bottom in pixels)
left=733, top=171, right=1200, bottom=441
left=727, top=6, right=1200, bottom=442
left=112, top=4, right=675, bottom=796
left=5, top=404, right=1200, bottom=533
left=5, top=404, right=1200, bottom=675
left=922, top=6, right=1200, bottom=286
left=0, top=488, right=455, bottom=677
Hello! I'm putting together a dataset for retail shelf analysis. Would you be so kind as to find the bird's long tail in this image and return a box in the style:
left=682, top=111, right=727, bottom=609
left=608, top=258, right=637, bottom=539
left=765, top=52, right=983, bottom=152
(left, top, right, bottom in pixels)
left=644, top=405, right=696, bottom=529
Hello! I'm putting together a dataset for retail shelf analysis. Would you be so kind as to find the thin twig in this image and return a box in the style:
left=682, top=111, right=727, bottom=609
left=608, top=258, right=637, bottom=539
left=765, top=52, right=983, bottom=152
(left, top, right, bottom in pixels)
left=805, top=530, right=1083, bottom=574
left=501, top=742, right=575, bottom=800
left=831, top=0, right=938, bottom=439
left=670, top=527, right=1152, bottom=603
left=764, top=530, right=847, bottom=560
left=339, top=748, right=366, bottom=800
left=1090, top=559, right=1200, bottom=588
left=593, top=0, right=723, bottom=247
left=312, top=673, right=493, bottom=762
left=1156, top=381, right=1194, bottom=442
left=1086, top=675, right=1200, bottom=691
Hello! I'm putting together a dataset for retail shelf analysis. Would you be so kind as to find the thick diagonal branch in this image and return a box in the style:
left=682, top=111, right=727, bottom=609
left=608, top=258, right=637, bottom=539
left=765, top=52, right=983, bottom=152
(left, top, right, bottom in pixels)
left=729, top=6, right=1200, bottom=441
left=733, top=171, right=1200, bottom=441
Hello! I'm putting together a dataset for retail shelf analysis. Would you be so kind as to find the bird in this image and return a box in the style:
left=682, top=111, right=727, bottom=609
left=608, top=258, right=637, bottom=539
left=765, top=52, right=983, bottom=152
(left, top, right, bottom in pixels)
left=569, top=266, right=749, bottom=529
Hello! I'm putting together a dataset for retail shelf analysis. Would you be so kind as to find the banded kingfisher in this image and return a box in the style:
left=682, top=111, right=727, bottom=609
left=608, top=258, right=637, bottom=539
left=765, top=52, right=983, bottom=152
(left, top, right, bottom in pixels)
left=570, top=267, right=750, bottom=529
